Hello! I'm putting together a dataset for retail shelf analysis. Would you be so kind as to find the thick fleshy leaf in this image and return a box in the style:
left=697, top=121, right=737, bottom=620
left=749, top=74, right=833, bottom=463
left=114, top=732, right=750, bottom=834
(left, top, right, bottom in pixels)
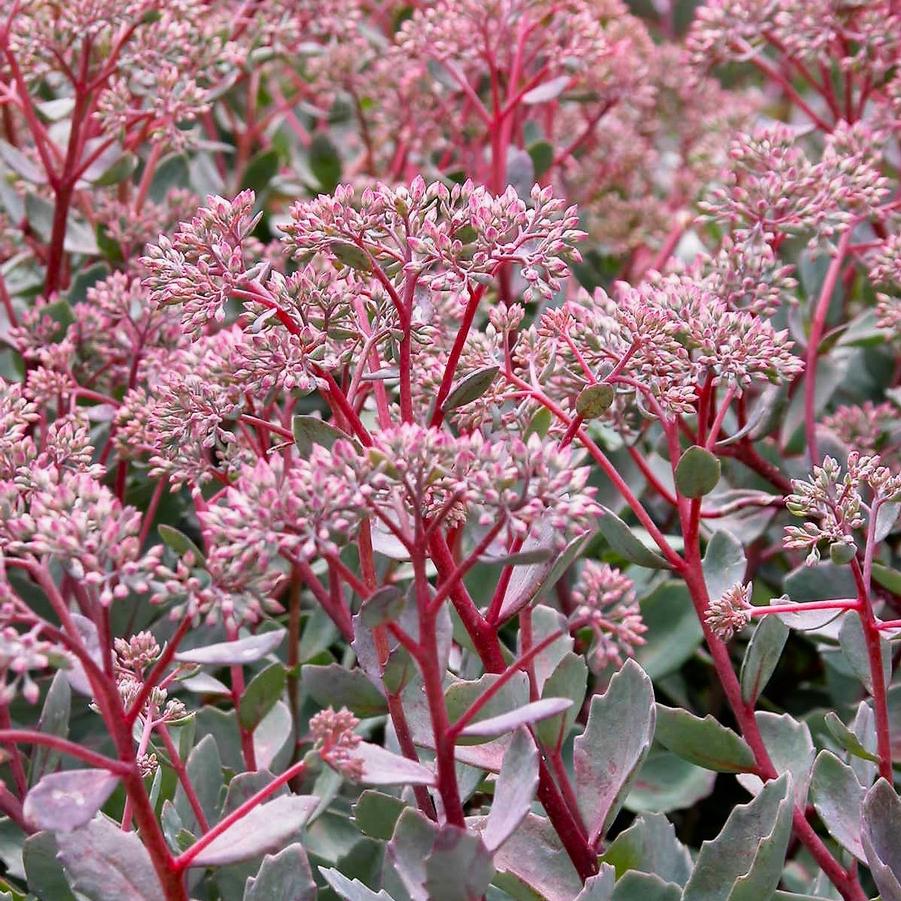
left=24, top=770, right=119, bottom=833
left=625, top=750, right=715, bottom=815
left=810, top=750, right=866, bottom=862
left=491, top=813, right=582, bottom=900
left=682, top=775, right=793, bottom=901
left=354, top=741, right=435, bottom=786
left=740, top=614, right=789, bottom=704
left=601, top=813, right=692, bottom=886
left=574, top=659, right=655, bottom=843
left=176, top=630, right=285, bottom=666
left=222, top=769, right=283, bottom=816
left=824, top=710, right=880, bottom=764
left=158, top=524, right=205, bottom=563
left=442, top=366, right=499, bottom=412
left=309, top=133, right=342, bottom=192
left=30, top=671, right=71, bottom=784
left=596, top=506, right=670, bottom=569
left=483, top=729, right=539, bottom=852
left=446, top=671, right=530, bottom=746
left=636, top=582, right=704, bottom=679
left=360, top=586, right=405, bottom=627
left=0, top=139, right=47, bottom=183
left=535, top=651, right=588, bottom=747
left=574, top=865, right=616, bottom=900
left=675, top=446, right=721, bottom=498
left=238, top=663, right=286, bottom=730
left=654, top=705, right=756, bottom=773
left=320, top=868, right=394, bottom=900
left=174, top=734, right=223, bottom=832
left=386, top=808, right=435, bottom=901
left=253, top=701, right=293, bottom=770
left=56, top=816, right=161, bottom=900
left=522, top=74, right=570, bottom=104
left=459, top=697, right=572, bottom=739
left=575, top=383, right=615, bottom=419
left=737, top=713, right=815, bottom=806
left=241, top=148, right=280, bottom=195
left=703, top=531, right=746, bottom=602
left=499, top=526, right=593, bottom=620
left=424, top=826, right=494, bottom=901
left=610, top=873, right=682, bottom=901
left=862, top=779, right=901, bottom=901
left=292, top=415, right=348, bottom=455
left=23, top=832, right=76, bottom=901
left=188, top=794, right=318, bottom=867
left=243, top=843, right=316, bottom=901
left=353, top=790, right=406, bottom=841
left=839, top=611, right=890, bottom=694
left=302, top=664, right=387, bottom=717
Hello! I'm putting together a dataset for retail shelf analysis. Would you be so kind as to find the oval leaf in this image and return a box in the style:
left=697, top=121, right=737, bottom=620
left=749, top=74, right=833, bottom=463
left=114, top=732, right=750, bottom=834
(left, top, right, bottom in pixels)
left=24, top=770, right=119, bottom=833
left=654, top=705, right=756, bottom=773
left=443, top=366, right=499, bottom=413
left=675, top=446, right=721, bottom=499
left=292, top=415, right=348, bottom=455
left=175, top=629, right=285, bottom=666
left=460, top=698, right=573, bottom=739
left=596, top=506, right=670, bottom=570
left=188, top=794, right=318, bottom=868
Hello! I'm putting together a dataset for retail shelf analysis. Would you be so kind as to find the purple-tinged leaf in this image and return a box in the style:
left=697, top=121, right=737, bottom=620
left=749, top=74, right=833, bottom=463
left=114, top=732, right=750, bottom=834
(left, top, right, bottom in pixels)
left=499, top=524, right=593, bottom=620
left=65, top=614, right=102, bottom=696
left=682, top=775, right=793, bottom=901
left=810, top=750, right=866, bottom=862
left=522, top=75, right=570, bottom=104
left=243, top=843, right=316, bottom=901
left=355, top=741, right=435, bottom=786
left=24, top=770, right=119, bottom=833
left=187, top=794, right=318, bottom=868
left=253, top=701, right=293, bottom=770
left=574, top=659, right=655, bottom=843
left=490, top=813, right=583, bottom=900
left=56, top=816, right=161, bottom=900
left=862, top=779, right=901, bottom=901
left=424, top=826, right=494, bottom=901
left=459, top=698, right=572, bottom=739
left=483, top=729, right=539, bottom=852
left=175, top=629, right=285, bottom=666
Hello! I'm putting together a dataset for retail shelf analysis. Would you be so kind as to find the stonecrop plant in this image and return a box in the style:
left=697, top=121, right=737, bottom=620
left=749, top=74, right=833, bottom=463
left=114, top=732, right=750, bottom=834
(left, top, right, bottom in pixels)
left=0, top=0, right=900, bottom=899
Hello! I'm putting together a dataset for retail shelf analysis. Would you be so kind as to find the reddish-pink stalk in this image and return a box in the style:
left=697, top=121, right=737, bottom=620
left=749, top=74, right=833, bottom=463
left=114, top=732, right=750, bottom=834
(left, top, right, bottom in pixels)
left=804, top=226, right=853, bottom=465
left=157, top=724, right=211, bottom=832
left=225, top=620, right=258, bottom=772
left=174, top=760, right=307, bottom=872
left=126, top=617, right=192, bottom=728
left=750, top=599, right=857, bottom=617
left=430, top=285, right=485, bottom=427
left=0, top=728, right=132, bottom=774
left=503, top=369, right=683, bottom=569
left=850, top=553, right=893, bottom=782
left=675, top=492, right=865, bottom=901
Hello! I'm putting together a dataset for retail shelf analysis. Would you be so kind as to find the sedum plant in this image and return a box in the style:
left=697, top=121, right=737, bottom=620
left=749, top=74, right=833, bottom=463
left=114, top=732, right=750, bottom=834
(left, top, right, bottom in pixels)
left=0, top=1, right=899, bottom=900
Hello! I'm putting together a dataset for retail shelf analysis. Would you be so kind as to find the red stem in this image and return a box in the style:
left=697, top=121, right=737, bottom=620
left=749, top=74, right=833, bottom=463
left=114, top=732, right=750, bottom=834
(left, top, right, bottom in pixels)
left=804, top=228, right=853, bottom=466
left=174, top=761, right=306, bottom=871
